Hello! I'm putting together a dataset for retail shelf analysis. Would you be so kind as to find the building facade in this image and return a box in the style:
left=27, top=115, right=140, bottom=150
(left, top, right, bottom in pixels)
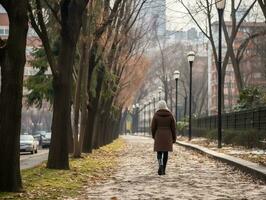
left=0, top=6, right=42, bottom=80
left=208, top=21, right=266, bottom=114
left=0, top=6, right=52, bottom=133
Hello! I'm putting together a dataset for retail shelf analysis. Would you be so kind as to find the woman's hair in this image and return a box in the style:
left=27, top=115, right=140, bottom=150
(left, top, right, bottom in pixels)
left=157, top=100, right=168, bottom=110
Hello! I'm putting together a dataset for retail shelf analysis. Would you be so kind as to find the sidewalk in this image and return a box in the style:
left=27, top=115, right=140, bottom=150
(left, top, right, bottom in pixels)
left=176, top=136, right=266, bottom=182
left=178, top=137, right=266, bottom=165
left=71, top=135, right=266, bottom=200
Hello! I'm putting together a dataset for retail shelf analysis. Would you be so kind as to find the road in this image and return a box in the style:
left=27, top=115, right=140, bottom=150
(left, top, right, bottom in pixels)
left=75, top=135, right=266, bottom=200
left=20, top=149, right=49, bottom=170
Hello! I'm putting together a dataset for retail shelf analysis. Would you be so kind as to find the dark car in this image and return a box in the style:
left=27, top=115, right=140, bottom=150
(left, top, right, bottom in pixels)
left=33, top=131, right=46, bottom=146
left=20, top=134, right=38, bottom=154
left=42, top=132, right=51, bottom=148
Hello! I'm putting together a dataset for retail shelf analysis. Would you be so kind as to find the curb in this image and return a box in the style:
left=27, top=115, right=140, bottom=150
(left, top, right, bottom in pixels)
left=176, top=140, right=266, bottom=183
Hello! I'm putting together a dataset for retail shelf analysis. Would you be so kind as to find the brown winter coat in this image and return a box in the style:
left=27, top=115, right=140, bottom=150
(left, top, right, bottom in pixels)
left=151, top=109, right=176, bottom=152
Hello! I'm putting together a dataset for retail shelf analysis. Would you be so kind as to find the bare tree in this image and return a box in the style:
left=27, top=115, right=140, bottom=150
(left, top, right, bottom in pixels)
left=179, top=0, right=257, bottom=110
left=28, top=0, right=90, bottom=169
left=258, top=0, right=266, bottom=19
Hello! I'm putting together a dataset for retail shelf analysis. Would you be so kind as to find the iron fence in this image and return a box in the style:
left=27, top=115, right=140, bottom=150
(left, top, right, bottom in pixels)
left=192, top=107, right=266, bottom=130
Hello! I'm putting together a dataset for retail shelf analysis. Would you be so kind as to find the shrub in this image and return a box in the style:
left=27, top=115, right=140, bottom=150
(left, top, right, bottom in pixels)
left=176, top=121, right=188, bottom=135
left=201, top=129, right=266, bottom=148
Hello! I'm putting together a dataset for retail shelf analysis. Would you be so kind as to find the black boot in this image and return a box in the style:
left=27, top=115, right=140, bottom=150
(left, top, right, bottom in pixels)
left=162, top=165, right=166, bottom=175
left=162, top=152, right=168, bottom=175
left=157, top=159, right=163, bottom=175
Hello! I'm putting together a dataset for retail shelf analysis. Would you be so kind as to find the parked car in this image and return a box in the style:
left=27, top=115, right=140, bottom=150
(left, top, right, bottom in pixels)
left=20, top=134, right=38, bottom=154
left=42, top=132, right=51, bottom=148
left=33, top=131, right=46, bottom=146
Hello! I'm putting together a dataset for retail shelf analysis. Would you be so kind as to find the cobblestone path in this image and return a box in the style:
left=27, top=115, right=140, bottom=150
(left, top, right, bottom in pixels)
left=81, top=135, right=266, bottom=200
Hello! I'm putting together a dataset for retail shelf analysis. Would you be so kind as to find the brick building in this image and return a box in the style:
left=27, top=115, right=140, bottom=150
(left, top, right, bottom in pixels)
left=208, top=21, right=266, bottom=114
left=0, top=6, right=42, bottom=80
left=0, top=6, right=52, bottom=133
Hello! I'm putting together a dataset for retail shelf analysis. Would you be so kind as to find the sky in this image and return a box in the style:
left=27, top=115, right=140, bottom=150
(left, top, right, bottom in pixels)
left=165, top=0, right=265, bottom=31
left=166, top=0, right=190, bottom=31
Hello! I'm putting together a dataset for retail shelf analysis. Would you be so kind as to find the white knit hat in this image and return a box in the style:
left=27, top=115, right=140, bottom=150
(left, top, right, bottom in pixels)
left=157, top=100, right=168, bottom=111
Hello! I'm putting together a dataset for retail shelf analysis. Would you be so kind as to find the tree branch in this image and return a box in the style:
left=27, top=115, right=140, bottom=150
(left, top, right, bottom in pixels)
left=43, top=0, right=62, bottom=25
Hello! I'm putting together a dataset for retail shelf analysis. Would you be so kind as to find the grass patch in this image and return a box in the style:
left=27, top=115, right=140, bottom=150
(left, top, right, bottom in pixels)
left=0, top=138, right=125, bottom=200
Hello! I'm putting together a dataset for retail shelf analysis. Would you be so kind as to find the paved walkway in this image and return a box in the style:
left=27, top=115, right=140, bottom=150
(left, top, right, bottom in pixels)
left=80, top=135, right=266, bottom=200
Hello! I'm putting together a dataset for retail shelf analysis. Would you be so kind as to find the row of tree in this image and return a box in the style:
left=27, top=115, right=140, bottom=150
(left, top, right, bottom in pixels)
left=0, top=0, right=148, bottom=192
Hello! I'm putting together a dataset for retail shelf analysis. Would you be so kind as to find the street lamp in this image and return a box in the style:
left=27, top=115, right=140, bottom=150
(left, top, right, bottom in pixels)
left=149, top=99, right=152, bottom=135
left=158, top=87, right=163, bottom=100
left=132, top=104, right=136, bottom=133
left=143, top=103, right=146, bottom=135
left=153, top=95, right=156, bottom=114
left=187, top=51, right=195, bottom=141
left=173, top=70, right=180, bottom=122
left=135, top=103, right=140, bottom=133
left=216, top=0, right=226, bottom=148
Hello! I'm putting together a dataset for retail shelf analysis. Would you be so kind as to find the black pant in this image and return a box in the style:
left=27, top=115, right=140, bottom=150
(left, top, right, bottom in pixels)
left=157, top=151, right=168, bottom=167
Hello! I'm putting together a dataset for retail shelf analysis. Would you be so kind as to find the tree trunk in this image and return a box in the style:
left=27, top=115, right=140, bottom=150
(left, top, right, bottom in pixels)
left=258, top=0, right=266, bottom=19
left=92, top=112, right=101, bottom=149
left=48, top=75, right=71, bottom=169
left=81, top=43, right=98, bottom=153
left=82, top=105, right=96, bottom=153
left=73, top=43, right=84, bottom=158
left=47, top=1, right=87, bottom=169
left=85, top=64, right=106, bottom=150
left=73, top=82, right=82, bottom=157
left=79, top=42, right=89, bottom=153
left=0, top=1, right=28, bottom=192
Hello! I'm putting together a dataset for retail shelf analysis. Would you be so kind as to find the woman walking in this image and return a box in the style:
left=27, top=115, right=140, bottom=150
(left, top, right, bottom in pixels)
left=151, top=100, right=176, bottom=175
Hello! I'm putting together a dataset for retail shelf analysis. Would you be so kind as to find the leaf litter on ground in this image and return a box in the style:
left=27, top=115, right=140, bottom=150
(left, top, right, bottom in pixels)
left=0, top=138, right=125, bottom=200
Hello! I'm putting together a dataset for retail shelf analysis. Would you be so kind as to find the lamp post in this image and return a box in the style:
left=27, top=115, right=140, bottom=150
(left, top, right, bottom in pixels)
left=173, top=70, right=180, bottom=121
left=135, top=103, right=140, bottom=133
left=132, top=104, right=136, bottom=133
left=187, top=51, right=195, bottom=141
left=153, top=95, right=156, bottom=114
left=216, top=0, right=226, bottom=148
left=149, top=99, right=152, bottom=135
left=184, top=96, right=187, bottom=118
left=143, top=103, right=146, bottom=135
left=158, top=87, right=162, bottom=101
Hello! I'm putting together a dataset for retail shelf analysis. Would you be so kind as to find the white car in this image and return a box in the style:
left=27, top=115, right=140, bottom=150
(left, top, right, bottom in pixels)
left=20, top=134, right=38, bottom=154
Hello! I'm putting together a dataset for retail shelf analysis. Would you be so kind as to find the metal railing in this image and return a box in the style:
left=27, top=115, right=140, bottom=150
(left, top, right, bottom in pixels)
left=192, top=107, right=266, bottom=130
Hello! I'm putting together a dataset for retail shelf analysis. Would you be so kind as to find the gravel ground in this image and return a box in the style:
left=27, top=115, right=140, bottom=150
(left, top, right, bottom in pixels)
left=76, top=135, right=266, bottom=200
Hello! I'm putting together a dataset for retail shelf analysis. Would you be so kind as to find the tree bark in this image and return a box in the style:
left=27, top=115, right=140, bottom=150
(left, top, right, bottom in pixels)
left=73, top=42, right=85, bottom=157
left=73, top=68, right=82, bottom=157
left=81, top=42, right=98, bottom=153
left=258, top=0, right=266, bottom=21
left=47, top=0, right=88, bottom=169
left=0, top=1, right=28, bottom=192
left=73, top=39, right=89, bottom=158
left=90, top=65, right=106, bottom=149
left=82, top=105, right=96, bottom=152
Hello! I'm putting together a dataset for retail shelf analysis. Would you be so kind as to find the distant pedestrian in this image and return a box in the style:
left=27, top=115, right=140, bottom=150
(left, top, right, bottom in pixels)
left=151, top=100, right=176, bottom=175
